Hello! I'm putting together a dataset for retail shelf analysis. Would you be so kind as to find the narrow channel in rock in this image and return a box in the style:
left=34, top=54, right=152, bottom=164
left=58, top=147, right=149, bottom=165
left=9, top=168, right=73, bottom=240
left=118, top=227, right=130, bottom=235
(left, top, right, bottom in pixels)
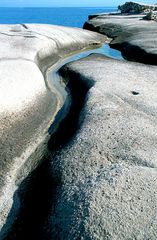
left=1, top=42, right=123, bottom=239
left=1, top=60, right=95, bottom=240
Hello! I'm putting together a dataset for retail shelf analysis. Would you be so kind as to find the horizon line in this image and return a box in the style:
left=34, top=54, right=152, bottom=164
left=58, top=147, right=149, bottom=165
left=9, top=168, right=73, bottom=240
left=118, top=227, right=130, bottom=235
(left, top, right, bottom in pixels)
left=0, top=6, right=118, bottom=8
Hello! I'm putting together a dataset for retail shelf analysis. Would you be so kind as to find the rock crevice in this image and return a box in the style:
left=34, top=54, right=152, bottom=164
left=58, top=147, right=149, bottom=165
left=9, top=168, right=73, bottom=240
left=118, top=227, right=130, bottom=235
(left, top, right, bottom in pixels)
left=0, top=24, right=105, bottom=237
left=1, top=57, right=95, bottom=240
left=48, top=54, right=157, bottom=239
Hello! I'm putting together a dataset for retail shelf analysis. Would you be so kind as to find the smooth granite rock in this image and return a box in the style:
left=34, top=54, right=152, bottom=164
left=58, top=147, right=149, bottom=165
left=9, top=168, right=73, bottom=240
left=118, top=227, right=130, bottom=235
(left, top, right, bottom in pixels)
left=0, top=24, right=105, bottom=235
left=84, top=13, right=157, bottom=64
left=118, top=2, right=157, bottom=14
left=49, top=54, right=157, bottom=239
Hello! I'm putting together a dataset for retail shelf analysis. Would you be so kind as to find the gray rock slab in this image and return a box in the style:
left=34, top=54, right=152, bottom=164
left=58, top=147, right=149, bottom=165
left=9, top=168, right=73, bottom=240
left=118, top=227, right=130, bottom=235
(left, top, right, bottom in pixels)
left=0, top=24, right=105, bottom=233
left=49, top=54, right=157, bottom=239
left=84, top=14, right=157, bottom=64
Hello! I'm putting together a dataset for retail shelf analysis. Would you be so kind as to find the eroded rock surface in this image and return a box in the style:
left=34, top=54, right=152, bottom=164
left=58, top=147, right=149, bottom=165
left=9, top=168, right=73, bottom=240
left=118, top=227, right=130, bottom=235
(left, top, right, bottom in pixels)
left=0, top=24, right=105, bottom=236
left=49, top=54, right=157, bottom=239
left=84, top=13, right=157, bottom=64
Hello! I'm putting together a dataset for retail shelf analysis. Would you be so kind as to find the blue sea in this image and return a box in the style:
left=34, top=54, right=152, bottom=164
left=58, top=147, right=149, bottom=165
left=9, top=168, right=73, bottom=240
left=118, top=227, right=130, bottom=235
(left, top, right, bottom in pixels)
left=0, top=7, right=117, bottom=27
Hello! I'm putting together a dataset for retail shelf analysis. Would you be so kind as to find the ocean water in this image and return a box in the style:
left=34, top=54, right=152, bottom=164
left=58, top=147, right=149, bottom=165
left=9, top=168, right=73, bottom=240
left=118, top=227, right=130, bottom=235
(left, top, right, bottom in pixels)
left=0, top=7, right=117, bottom=27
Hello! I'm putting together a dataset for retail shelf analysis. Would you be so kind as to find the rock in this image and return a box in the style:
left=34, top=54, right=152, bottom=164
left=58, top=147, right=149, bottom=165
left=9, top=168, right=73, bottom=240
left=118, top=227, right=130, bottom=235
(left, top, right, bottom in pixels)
left=0, top=24, right=105, bottom=237
left=49, top=54, right=157, bottom=239
left=143, top=10, right=157, bottom=20
left=84, top=14, right=157, bottom=64
left=118, top=1, right=157, bottom=14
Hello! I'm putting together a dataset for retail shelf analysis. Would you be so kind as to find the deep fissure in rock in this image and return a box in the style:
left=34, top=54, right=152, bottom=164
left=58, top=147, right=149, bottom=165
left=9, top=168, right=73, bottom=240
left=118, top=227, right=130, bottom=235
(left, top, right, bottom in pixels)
left=48, top=66, right=95, bottom=150
left=2, top=65, right=94, bottom=240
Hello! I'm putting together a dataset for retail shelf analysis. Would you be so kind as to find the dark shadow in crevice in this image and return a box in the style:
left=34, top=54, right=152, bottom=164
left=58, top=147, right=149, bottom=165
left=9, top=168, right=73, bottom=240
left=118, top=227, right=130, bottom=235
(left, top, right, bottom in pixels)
left=48, top=66, right=95, bottom=151
left=1, top=157, right=57, bottom=240
left=1, top=65, right=94, bottom=240
left=110, top=42, right=157, bottom=65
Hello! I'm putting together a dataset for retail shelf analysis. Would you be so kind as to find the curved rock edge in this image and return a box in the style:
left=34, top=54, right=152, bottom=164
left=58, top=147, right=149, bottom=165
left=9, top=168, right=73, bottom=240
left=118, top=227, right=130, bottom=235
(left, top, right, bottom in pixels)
left=83, top=13, right=157, bottom=65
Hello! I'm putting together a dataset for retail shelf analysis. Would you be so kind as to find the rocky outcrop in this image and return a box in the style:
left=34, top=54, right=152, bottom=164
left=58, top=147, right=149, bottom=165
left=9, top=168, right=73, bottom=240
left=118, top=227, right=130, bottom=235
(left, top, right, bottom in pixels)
left=2, top=12, right=157, bottom=239
left=84, top=14, right=157, bottom=64
left=118, top=1, right=157, bottom=14
left=48, top=54, right=157, bottom=239
left=143, top=10, right=157, bottom=20
left=0, top=24, right=105, bottom=237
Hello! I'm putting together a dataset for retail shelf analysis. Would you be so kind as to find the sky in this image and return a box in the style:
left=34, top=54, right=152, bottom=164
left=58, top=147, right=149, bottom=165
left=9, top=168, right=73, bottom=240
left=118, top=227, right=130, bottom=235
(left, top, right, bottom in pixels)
left=0, top=0, right=157, bottom=7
